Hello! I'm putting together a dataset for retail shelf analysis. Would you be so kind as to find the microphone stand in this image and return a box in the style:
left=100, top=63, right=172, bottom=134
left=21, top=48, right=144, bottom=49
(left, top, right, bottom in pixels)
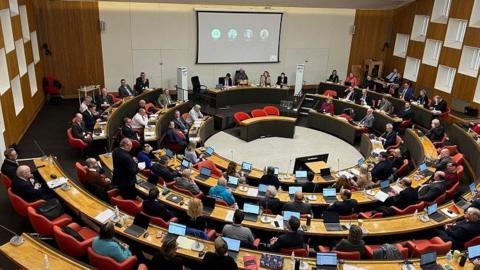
left=0, top=224, right=24, bottom=246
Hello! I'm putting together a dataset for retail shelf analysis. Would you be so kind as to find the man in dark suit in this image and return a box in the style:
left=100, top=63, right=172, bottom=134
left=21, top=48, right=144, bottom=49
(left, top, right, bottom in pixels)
left=431, top=95, right=448, bottom=113
left=435, top=148, right=452, bottom=171
left=96, top=87, right=114, bottom=111
left=417, top=178, right=446, bottom=202
left=82, top=104, right=99, bottom=132
left=398, top=82, right=414, bottom=101
left=219, top=73, right=233, bottom=87
left=344, top=86, right=355, bottom=101
left=259, top=185, right=283, bottom=215
left=134, top=72, right=150, bottom=95
left=84, top=158, right=112, bottom=203
left=118, top=79, right=134, bottom=98
left=165, top=121, right=188, bottom=148
left=380, top=123, right=398, bottom=149
left=112, top=138, right=139, bottom=199
left=354, top=89, right=372, bottom=106
left=12, top=165, right=51, bottom=202
left=149, top=156, right=180, bottom=184
left=371, top=152, right=393, bottom=181
left=301, top=171, right=318, bottom=193
left=425, top=119, right=446, bottom=143
left=142, top=187, right=175, bottom=221
left=121, top=117, right=140, bottom=141
left=268, top=216, right=305, bottom=251
left=435, top=207, right=480, bottom=249
left=1, top=148, right=19, bottom=181
left=173, top=110, right=189, bottom=134
left=276, top=72, right=288, bottom=87
left=398, top=102, right=414, bottom=121
left=283, top=191, right=312, bottom=215
left=385, top=178, right=418, bottom=209
left=326, top=189, right=358, bottom=216
left=71, top=113, right=92, bottom=143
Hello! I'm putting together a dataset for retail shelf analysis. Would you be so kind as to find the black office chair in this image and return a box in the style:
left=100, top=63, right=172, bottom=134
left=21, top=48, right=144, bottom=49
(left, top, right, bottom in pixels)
left=191, top=76, right=208, bottom=104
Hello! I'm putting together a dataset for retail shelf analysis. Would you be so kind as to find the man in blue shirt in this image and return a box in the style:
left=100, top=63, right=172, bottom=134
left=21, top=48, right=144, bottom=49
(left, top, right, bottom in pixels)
left=208, top=177, right=236, bottom=206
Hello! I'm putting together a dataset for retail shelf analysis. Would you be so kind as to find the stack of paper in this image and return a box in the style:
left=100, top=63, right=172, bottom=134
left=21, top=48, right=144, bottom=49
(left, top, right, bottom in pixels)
left=374, top=191, right=389, bottom=202
left=225, top=210, right=234, bottom=222
left=247, top=188, right=259, bottom=197
left=47, top=178, right=68, bottom=189
left=94, top=209, right=114, bottom=223
left=177, top=236, right=195, bottom=250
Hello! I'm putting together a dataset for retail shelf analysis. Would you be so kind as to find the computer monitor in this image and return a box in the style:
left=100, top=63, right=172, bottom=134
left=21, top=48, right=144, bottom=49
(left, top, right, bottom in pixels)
left=243, top=203, right=260, bottom=214
left=468, top=244, right=480, bottom=259
left=420, top=252, right=437, bottom=266
left=289, top=186, right=302, bottom=195
left=205, top=147, right=214, bottom=155
left=283, top=211, right=301, bottom=221
left=380, top=180, right=390, bottom=189
left=168, top=223, right=186, bottom=236
left=316, top=252, right=337, bottom=267
left=199, top=167, right=211, bottom=177
left=181, top=160, right=190, bottom=168
left=295, top=170, right=307, bottom=178
left=419, top=163, right=427, bottom=172
left=470, top=183, right=477, bottom=194
left=323, top=188, right=336, bottom=197
left=258, top=184, right=268, bottom=193
left=241, top=162, right=252, bottom=172
left=427, top=203, right=438, bottom=215
left=228, top=176, right=239, bottom=186
left=223, top=237, right=241, bottom=252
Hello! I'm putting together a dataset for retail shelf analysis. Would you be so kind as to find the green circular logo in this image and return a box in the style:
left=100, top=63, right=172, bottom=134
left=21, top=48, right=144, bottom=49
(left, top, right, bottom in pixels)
left=211, top=29, right=221, bottom=40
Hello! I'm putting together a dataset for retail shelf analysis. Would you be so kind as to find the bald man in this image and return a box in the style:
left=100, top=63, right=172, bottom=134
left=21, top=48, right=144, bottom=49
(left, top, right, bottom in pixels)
left=384, top=178, right=418, bottom=209
left=131, top=108, right=148, bottom=130
left=435, top=148, right=452, bottom=171
left=12, top=165, right=51, bottom=202
left=71, top=113, right=92, bottom=143
left=425, top=119, right=445, bottom=142
left=435, top=207, right=480, bottom=249
left=282, top=191, right=312, bottom=215
left=326, top=189, right=358, bottom=216
left=359, top=108, right=375, bottom=129
left=112, top=138, right=139, bottom=199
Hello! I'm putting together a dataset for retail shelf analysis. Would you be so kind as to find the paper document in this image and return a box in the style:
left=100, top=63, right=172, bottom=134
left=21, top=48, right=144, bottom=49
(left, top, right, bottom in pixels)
left=177, top=236, right=195, bottom=250
left=392, top=185, right=403, bottom=194
left=95, top=209, right=114, bottom=224
left=374, top=191, right=389, bottom=202
left=275, top=215, right=284, bottom=230
left=349, top=169, right=360, bottom=176
left=47, top=178, right=68, bottom=189
left=225, top=210, right=234, bottom=222
left=138, top=162, right=146, bottom=170
left=441, top=208, right=458, bottom=218
left=247, top=188, right=259, bottom=197
left=337, top=171, right=354, bottom=179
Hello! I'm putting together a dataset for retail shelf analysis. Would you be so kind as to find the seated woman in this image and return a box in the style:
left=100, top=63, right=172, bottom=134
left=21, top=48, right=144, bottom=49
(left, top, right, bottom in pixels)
left=184, top=143, right=203, bottom=165
left=259, top=71, right=271, bottom=87
left=338, top=108, right=355, bottom=121
left=334, top=224, right=366, bottom=258
left=150, top=234, right=184, bottom=270
left=391, top=149, right=404, bottom=171
left=180, top=198, right=208, bottom=231
left=331, top=175, right=352, bottom=192
left=353, top=164, right=373, bottom=190
left=344, top=73, right=359, bottom=87
left=327, top=70, right=339, bottom=83
left=92, top=222, right=133, bottom=262
left=319, top=97, right=335, bottom=114
left=137, top=144, right=154, bottom=170
left=223, top=161, right=246, bottom=184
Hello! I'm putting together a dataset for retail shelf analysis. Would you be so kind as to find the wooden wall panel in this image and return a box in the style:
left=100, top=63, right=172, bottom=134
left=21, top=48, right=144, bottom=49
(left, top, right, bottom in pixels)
left=32, top=0, right=104, bottom=98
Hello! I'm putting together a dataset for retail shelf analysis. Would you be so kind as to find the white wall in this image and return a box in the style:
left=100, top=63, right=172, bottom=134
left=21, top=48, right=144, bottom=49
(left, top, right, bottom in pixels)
left=99, top=2, right=355, bottom=90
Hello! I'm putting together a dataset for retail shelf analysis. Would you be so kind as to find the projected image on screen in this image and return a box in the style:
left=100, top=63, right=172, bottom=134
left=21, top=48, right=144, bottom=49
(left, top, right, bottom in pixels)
left=197, top=11, right=283, bottom=64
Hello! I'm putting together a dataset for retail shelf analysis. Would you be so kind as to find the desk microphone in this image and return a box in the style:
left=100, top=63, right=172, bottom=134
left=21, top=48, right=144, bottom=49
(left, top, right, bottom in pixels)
left=287, top=159, right=292, bottom=175
left=0, top=224, right=24, bottom=246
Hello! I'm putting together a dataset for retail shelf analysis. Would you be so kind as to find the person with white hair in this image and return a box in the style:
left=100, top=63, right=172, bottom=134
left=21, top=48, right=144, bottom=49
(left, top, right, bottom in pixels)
left=208, top=177, right=235, bottom=206
left=79, top=95, right=92, bottom=113
left=174, top=169, right=201, bottom=195
left=358, top=108, right=375, bottom=129
left=84, top=158, right=112, bottom=202
left=71, top=113, right=92, bottom=143
left=259, top=185, right=282, bottom=215
left=435, top=207, right=480, bottom=249
left=425, top=119, right=445, bottom=143
left=131, top=108, right=148, bottom=130
left=379, top=123, right=397, bottom=149
left=12, top=165, right=51, bottom=202
left=187, top=104, right=204, bottom=124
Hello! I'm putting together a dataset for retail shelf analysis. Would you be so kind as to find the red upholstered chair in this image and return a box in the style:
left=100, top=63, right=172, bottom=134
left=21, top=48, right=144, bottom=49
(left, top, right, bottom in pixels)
left=279, top=247, right=309, bottom=257
left=386, top=136, right=403, bottom=151
left=438, top=107, right=450, bottom=121
left=88, top=247, right=138, bottom=270
left=433, top=134, right=448, bottom=148
left=233, top=112, right=250, bottom=125
left=465, top=236, right=480, bottom=248
left=141, top=211, right=178, bottom=229
left=144, top=103, right=158, bottom=113
left=108, top=94, right=122, bottom=103
left=53, top=223, right=97, bottom=258
left=446, top=181, right=460, bottom=200
left=27, top=206, right=72, bottom=237
left=214, top=198, right=234, bottom=207
left=399, top=119, right=413, bottom=129
left=317, top=245, right=361, bottom=260
left=110, top=195, right=143, bottom=216
left=365, top=244, right=408, bottom=259
left=456, top=165, right=464, bottom=179
left=263, top=106, right=280, bottom=116
left=7, top=188, right=45, bottom=217
left=438, top=145, right=458, bottom=156
left=75, top=162, right=88, bottom=185
left=119, top=128, right=141, bottom=151
left=395, top=159, right=409, bottom=178
left=406, top=237, right=452, bottom=257
left=426, top=193, right=446, bottom=206
left=339, top=213, right=358, bottom=220
left=359, top=211, right=383, bottom=219
left=165, top=129, right=186, bottom=154
left=323, top=90, right=338, bottom=98
left=171, top=184, right=203, bottom=199
left=451, top=153, right=464, bottom=166
left=67, top=128, right=88, bottom=151
left=251, top=109, right=268, bottom=118
left=1, top=173, right=12, bottom=189
left=197, top=160, right=222, bottom=178
left=262, top=208, right=273, bottom=215
left=391, top=201, right=425, bottom=215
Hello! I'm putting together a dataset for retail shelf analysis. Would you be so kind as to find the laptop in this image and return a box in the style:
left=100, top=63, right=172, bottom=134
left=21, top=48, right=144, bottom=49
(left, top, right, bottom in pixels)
left=168, top=223, right=186, bottom=236
left=320, top=168, right=334, bottom=181
left=195, top=167, right=212, bottom=181
left=202, top=196, right=216, bottom=215
left=323, top=211, right=343, bottom=231
left=468, top=244, right=480, bottom=260
left=227, top=176, right=239, bottom=189
left=166, top=193, right=184, bottom=204
left=419, top=163, right=433, bottom=177
left=243, top=203, right=260, bottom=222
left=295, top=170, right=308, bottom=182
left=124, top=213, right=150, bottom=238
left=223, top=237, right=241, bottom=260
left=283, top=211, right=301, bottom=221
left=165, top=148, right=174, bottom=158
left=470, top=182, right=477, bottom=195
left=289, top=186, right=302, bottom=200
left=258, top=184, right=268, bottom=197
left=204, top=146, right=214, bottom=157
left=427, top=203, right=447, bottom=222
left=179, top=160, right=190, bottom=170
left=138, top=180, right=155, bottom=191
left=380, top=180, right=393, bottom=193
left=315, top=252, right=338, bottom=270
left=241, top=162, right=252, bottom=173
left=357, top=158, right=365, bottom=166
left=322, top=188, right=337, bottom=203
left=454, top=197, right=471, bottom=210
left=420, top=252, right=443, bottom=270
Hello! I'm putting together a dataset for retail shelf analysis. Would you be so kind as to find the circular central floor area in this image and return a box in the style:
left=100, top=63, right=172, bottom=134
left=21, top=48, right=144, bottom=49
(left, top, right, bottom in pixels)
left=205, top=126, right=363, bottom=173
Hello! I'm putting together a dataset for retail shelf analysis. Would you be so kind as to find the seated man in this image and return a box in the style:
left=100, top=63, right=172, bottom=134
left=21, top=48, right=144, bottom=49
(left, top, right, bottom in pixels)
left=343, top=86, right=355, bottom=101
left=326, top=189, right=358, bottom=216
left=377, top=96, right=394, bottom=115
left=355, top=88, right=372, bottom=106
left=131, top=108, right=148, bottom=131
left=371, top=152, right=393, bottom=181
left=259, top=167, right=281, bottom=189
left=165, top=121, right=188, bottom=148
left=12, top=165, right=52, bottom=202
left=208, top=177, right=236, bottom=206
left=334, top=225, right=366, bottom=258
left=222, top=209, right=255, bottom=247
left=435, top=148, right=452, bottom=171
left=79, top=95, right=92, bottom=113
left=358, top=108, right=375, bottom=130
left=134, top=72, right=149, bottom=95
left=142, top=187, right=175, bottom=221
left=425, top=119, right=446, bottom=143
left=82, top=104, right=99, bottom=132
left=187, top=104, right=204, bottom=124
left=118, top=79, right=134, bottom=98
left=84, top=158, right=112, bottom=202
left=149, top=156, right=180, bottom=184
left=435, top=207, right=480, bottom=250
left=96, top=87, right=114, bottom=111
left=121, top=117, right=140, bottom=141
left=268, top=216, right=305, bottom=251
left=385, top=68, right=400, bottom=83
left=202, top=237, right=238, bottom=269
left=398, top=102, right=414, bottom=121
left=434, top=162, right=459, bottom=190
left=276, top=72, right=288, bottom=86
left=398, top=82, right=414, bottom=101
left=379, top=123, right=398, bottom=149
left=384, top=178, right=418, bottom=209
left=234, top=68, right=248, bottom=85
left=71, top=113, right=93, bottom=143
left=361, top=75, right=374, bottom=90
left=1, top=148, right=19, bottom=181
left=283, top=191, right=312, bottom=215
left=156, top=89, right=172, bottom=109
left=173, top=110, right=189, bottom=134
left=174, top=169, right=201, bottom=195
left=138, top=99, right=158, bottom=115
left=417, top=177, right=446, bottom=202
left=430, top=95, right=448, bottom=113
left=259, top=185, right=283, bottom=215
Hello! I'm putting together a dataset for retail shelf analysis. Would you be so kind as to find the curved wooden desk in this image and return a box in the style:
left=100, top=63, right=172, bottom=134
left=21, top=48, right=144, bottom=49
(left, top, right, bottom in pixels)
left=0, top=234, right=91, bottom=270
left=447, top=124, right=480, bottom=179
left=239, top=116, right=296, bottom=142
left=307, top=110, right=362, bottom=145
left=208, top=86, right=289, bottom=108
left=33, top=158, right=474, bottom=269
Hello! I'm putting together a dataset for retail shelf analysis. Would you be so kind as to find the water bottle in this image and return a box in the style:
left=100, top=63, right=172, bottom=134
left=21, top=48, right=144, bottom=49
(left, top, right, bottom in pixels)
left=413, top=209, right=418, bottom=218
left=291, top=251, right=295, bottom=268
left=44, top=254, right=50, bottom=269
left=445, top=250, right=453, bottom=262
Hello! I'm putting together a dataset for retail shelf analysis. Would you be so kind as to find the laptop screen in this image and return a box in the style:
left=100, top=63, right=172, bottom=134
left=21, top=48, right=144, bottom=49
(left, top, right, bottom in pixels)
left=168, top=223, right=186, bottom=236
left=470, top=183, right=477, bottom=193
left=289, top=186, right=302, bottom=195
left=420, top=252, right=437, bottom=266
left=258, top=184, right=268, bottom=193
left=316, top=252, right=337, bottom=266
left=380, top=180, right=389, bottom=189
left=228, top=176, right=239, bottom=185
left=283, top=211, right=300, bottom=221
left=243, top=203, right=260, bottom=214
left=223, top=237, right=241, bottom=252
left=468, top=244, right=480, bottom=259
left=427, top=203, right=438, bottom=215
left=320, top=168, right=331, bottom=176
left=203, top=196, right=216, bottom=209
left=295, top=170, right=307, bottom=178
left=357, top=158, right=365, bottom=166
left=274, top=167, right=279, bottom=175
left=133, top=213, right=150, bottom=229
left=205, top=147, right=214, bottom=155
left=199, top=167, right=211, bottom=177
left=166, top=149, right=174, bottom=158
left=323, top=188, right=336, bottom=197
left=323, top=211, right=339, bottom=223
left=242, top=162, right=252, bottom=171
left=181, top=160, right=190, bottom=168
left=419, top=163, right=427, bottom=172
